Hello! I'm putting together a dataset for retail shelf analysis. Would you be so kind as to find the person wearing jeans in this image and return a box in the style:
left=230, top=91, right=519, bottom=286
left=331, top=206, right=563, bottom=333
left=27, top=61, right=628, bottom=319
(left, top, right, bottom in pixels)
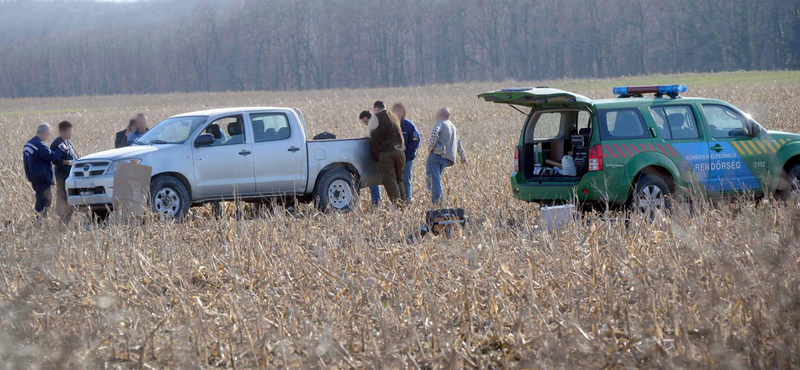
left=426, top=108, right=467, bottom=203
left=392, top=103, right=420, bottom=202
left=359, top=110, right=382, bottom=206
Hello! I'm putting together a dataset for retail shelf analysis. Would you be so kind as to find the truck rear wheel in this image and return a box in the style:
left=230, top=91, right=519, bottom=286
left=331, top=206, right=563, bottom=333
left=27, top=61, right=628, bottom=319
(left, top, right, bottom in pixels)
left=314, top=168, right=357, bottom=212
left=150, top=176, right=190, bottom=219
left=631, top=174, right=671, bottom=221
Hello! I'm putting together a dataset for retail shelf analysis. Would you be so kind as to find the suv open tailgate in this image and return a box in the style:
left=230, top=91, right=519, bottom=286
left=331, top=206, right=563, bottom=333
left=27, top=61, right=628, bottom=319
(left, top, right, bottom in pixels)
left=479, top=87, right=593, bottom=107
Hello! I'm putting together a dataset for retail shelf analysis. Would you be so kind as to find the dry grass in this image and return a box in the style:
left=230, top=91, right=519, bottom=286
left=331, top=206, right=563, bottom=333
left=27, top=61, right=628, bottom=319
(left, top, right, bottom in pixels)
left=1, top=71, right=799, bottom=369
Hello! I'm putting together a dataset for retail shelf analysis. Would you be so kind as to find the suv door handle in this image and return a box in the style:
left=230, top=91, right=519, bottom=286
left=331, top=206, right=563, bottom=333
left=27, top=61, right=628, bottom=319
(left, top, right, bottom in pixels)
left=287, top=146, right=300, bottom=153
left=710, top=144, right=724, bottom=153
left=239, top=150, right=252, bottom=156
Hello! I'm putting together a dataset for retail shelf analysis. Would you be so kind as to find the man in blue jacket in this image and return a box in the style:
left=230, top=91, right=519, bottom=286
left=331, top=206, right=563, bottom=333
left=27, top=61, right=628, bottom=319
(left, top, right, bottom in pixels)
left=51, top=121, right=78, bottom=223
left=392, top=103, right=420, bottom=202
left=23, top=123, right=65, bottom=218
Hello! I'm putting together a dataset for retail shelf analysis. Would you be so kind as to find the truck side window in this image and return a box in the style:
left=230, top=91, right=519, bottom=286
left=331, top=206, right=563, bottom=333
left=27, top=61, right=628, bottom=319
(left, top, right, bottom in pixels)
left=250, top=113, right=291, bottom=143
left=702, top=104, right=748, bottom=138
left=207, top=115, right=245, bottom=146
left=598, top=108, right=648, bottom=140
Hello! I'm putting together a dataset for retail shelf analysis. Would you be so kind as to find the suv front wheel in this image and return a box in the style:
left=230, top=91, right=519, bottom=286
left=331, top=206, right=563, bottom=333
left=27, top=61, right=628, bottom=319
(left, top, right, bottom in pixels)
left=631, top=175, right=671, bottom=221
left=778, top=163, right=800, bottom=201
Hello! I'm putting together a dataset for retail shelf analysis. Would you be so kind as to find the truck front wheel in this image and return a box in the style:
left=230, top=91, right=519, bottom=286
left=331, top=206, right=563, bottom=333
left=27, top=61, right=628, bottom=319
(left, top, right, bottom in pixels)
left=150, top=176, right=190, bottom=219
left=314, top=168, right=357, bottom=212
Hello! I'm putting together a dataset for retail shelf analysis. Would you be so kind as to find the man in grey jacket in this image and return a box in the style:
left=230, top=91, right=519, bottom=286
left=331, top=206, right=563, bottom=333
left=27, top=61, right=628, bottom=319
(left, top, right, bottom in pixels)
left=425, top=108, right=467, bottom=203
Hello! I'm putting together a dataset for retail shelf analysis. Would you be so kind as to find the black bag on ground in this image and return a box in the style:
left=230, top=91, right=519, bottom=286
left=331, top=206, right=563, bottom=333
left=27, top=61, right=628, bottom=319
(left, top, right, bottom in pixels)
left=313, top=132, right=337, bottom=140
left=425, top=208, right=467, bottom=236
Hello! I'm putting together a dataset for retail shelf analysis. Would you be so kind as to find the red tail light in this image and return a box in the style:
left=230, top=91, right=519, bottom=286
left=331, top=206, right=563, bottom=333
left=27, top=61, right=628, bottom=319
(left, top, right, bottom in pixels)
left=514, top=146, right=520, bottom=172
left=588, top=145, right=603, bottom=171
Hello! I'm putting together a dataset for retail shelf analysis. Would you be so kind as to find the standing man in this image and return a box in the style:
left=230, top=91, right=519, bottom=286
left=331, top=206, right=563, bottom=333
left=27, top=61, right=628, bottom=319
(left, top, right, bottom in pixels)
left=359, top=110, right=382, bottom=206
left=51, top=121, right=78, bottom=224
left=426, top=108, right=467, bottom=203
left=367, top=101, right=406, bottom=203
left=23, top=123, right=65, bottom=218
left=115, top=119, right=136, bottom=148
left=127, top=113, right=149, bottom=145
left=392, top=103, right=420, bottom=202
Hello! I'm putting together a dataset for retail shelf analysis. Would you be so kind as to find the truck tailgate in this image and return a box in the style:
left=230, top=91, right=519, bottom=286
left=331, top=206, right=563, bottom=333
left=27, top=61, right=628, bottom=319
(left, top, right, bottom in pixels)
left=306, top=138, right=381, bottom=192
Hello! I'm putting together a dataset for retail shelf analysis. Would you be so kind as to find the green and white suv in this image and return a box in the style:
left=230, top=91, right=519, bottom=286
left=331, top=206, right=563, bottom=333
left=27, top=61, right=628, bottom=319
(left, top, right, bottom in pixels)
left=479, top=85, right=800, bottom=214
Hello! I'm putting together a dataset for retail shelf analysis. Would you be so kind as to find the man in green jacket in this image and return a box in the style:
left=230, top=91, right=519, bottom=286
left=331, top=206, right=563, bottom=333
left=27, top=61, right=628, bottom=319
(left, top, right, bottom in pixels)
left=368, top=101, right=406, bottom=203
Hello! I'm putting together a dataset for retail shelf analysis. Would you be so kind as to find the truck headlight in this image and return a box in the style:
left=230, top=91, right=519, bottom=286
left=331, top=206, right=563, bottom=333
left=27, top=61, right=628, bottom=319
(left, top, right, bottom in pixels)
left=106, top=159, right=142, bottom=175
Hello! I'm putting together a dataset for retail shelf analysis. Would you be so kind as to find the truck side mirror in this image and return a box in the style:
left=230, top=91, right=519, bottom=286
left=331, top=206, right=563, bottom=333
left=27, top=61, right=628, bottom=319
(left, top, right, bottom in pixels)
left=194, top=133, right=215, bottom=147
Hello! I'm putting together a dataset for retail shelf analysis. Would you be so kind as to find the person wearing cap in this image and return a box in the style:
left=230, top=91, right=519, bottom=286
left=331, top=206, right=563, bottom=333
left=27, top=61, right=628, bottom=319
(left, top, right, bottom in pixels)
left=23, top=123, right=65, bottom=218
left=51, top=121, right=78, bottom=223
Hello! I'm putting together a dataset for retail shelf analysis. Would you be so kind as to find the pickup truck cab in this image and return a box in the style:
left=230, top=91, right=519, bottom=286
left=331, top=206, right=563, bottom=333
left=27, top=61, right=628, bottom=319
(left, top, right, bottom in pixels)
left=479, top=85, right=800, bottom=217
left=66, top=107, right=380, bottom=218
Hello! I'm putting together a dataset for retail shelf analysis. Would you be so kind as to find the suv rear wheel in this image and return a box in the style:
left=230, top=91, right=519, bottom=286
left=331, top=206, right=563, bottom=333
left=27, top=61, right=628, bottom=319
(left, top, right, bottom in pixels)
left=631, top=174, right=671, bottom=221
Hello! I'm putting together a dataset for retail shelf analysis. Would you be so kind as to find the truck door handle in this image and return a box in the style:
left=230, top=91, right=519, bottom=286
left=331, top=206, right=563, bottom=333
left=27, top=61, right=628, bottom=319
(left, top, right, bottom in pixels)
left=288, top=147, right=300, bottom=153
left=239, top=150, right=252, bottom=156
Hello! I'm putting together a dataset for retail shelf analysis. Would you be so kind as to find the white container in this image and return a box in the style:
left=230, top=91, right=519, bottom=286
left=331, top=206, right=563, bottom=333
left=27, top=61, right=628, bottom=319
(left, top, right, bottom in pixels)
left=540, top=204, right=576, bottom=232
left=561, top=155, right=576, bottom=176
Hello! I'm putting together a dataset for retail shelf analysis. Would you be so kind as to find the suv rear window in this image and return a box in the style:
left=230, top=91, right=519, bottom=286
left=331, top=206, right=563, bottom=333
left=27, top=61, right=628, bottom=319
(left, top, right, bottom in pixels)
left=598, top=108, right=648, bottom=140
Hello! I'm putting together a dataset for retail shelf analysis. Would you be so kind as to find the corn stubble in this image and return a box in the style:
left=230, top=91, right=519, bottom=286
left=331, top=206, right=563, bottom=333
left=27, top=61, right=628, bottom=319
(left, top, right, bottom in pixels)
left=1, top=74, right=799, bottom=369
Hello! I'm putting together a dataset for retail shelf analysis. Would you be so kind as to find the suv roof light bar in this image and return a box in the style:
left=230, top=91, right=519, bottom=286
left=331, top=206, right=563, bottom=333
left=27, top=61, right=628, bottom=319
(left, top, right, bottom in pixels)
left=613, top=84, right=687, bottom=99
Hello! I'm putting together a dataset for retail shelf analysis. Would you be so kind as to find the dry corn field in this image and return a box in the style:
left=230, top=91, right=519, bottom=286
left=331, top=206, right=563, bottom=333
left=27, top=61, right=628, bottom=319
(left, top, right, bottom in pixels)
left=1, top=71, right=800, bottom=369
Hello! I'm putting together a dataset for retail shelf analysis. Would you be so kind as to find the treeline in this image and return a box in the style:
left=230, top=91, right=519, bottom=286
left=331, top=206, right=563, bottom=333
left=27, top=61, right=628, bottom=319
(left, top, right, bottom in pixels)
left=0, top=0, right=798, bottom=98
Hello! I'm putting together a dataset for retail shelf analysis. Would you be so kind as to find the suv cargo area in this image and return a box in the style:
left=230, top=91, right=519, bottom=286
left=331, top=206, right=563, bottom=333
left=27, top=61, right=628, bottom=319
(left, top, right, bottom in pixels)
left=520, top=109, right=593, bottom=182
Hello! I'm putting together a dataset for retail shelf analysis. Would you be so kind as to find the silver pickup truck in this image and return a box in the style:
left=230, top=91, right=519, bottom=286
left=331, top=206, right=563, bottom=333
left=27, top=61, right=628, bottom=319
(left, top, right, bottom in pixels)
left=66, top=107, right=381, bottom=218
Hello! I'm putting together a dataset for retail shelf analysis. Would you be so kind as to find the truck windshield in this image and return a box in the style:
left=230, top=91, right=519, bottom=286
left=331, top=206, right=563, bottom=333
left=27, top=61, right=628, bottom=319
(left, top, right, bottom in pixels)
left=133, top=116, right=207, bottom=145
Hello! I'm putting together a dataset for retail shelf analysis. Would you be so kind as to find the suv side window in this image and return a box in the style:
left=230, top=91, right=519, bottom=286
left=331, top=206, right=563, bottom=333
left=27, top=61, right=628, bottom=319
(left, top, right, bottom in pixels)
left=649, top=106, right=699, bottom=140
left=649, top=107, right=671, bottom=139
left=250, top=113, right=291, bottom=143
left=533, top=112, right=562, bottom=140
left=205, top=115, right=245, bottom=146
left=598, top=108, right=648, bottom=140
left=702, top=104, right=748, bottom=138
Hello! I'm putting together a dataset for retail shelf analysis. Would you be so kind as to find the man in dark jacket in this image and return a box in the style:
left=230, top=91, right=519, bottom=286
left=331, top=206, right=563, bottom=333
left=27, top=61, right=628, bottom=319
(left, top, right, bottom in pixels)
left=115, top=119, right=136, bottom=148
left=51, top=121, right=78, bottom=223
left=23, top=123, right=65, bottom=217
left=367, top=101, right=406, bottom=203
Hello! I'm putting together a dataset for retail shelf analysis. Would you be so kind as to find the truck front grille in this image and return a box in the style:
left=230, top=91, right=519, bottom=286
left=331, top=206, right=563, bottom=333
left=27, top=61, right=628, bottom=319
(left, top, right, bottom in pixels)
left=72, top=161, right=111, bottom=178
